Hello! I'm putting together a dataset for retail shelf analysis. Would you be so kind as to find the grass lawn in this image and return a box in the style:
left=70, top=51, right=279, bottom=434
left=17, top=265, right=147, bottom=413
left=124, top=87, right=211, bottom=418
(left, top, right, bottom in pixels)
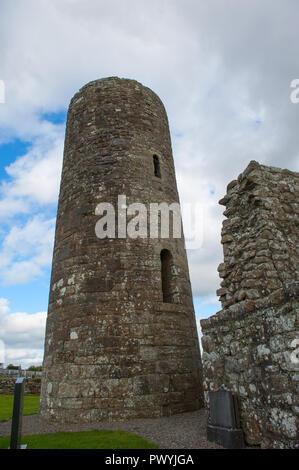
left=0, top=394, right=40, bottom=422
left=0, top=430, right=158, bottom=449
left=0, top=394, right=158, bottom=449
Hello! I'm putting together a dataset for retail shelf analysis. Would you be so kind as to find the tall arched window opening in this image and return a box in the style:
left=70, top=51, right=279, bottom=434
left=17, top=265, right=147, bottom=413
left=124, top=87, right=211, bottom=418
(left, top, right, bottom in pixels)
left=160, top=249, right=176, bottom=303
left=153, top=154, right=161, bottom=178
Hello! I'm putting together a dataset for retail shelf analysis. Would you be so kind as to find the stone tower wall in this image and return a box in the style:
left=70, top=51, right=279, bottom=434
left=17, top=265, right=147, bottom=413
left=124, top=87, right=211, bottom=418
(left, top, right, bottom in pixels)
left=39, top=77, right=203, bottom=423
left=201, top=161, right=299, bottom=449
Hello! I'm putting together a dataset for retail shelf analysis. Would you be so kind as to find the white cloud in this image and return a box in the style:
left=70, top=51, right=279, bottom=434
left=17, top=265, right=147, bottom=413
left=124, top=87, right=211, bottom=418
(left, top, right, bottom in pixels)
left=196, top=316, right=203, bottom=353
left=199, top=295, right=219, bottom=307
left=177, top=167, right=224, bottom=297
left=0, top=126, right=64, bottom=219
left=3, top=348, right=44, bottom=368
left=0, top=215, right=55, bottom=284
left=0, top=298, right=9, bottom=316
left=4, top=136, right=63, bottom=205
left=0, top=297, right=46, bottom=367
left=0, top=0, right=298, bottom=348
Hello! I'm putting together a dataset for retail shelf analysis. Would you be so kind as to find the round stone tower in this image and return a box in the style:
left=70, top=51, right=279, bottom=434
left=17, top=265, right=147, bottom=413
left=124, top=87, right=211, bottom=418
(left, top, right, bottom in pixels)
left=39, top=77, right=203, bottom=423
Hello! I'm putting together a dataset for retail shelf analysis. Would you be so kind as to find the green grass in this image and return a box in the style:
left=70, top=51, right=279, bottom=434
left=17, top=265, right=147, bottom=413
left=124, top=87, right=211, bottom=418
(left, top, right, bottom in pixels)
left=0, top=394, right=40, bottom=422
left=0, top=394, right=158, bottom=449
left=0, top=430, right=158, bottom=449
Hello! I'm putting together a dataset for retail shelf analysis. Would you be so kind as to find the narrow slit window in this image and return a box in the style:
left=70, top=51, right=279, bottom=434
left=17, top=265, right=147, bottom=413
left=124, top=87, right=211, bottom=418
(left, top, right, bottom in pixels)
left=160, top=249, right=175, bottom=303
left=153, top=154, right=161, bottom=178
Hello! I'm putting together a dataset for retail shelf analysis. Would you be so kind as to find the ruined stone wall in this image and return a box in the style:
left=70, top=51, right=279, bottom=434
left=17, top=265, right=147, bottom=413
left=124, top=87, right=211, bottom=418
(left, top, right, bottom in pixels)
left=40, top=77, right=203, bottom=423
left=0, top=377, right=41, bottom=395
left=201, top=161, right=299, bottom=449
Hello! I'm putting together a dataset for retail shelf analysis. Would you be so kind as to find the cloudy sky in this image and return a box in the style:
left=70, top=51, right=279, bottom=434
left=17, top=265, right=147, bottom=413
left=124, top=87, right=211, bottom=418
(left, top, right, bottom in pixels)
left=0, top=0, right=298, bottom=367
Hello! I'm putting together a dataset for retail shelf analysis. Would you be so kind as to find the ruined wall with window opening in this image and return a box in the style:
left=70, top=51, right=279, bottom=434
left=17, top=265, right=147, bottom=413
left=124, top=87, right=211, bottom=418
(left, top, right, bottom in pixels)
left=201, top=161, right=299, bottom=449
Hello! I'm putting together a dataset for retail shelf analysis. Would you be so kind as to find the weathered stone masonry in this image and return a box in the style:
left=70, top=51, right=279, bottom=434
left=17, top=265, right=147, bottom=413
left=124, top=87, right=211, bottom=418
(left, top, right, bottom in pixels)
left=39, top=77, right=203, bottom=423
left=201, top=161, right=298, bottom=449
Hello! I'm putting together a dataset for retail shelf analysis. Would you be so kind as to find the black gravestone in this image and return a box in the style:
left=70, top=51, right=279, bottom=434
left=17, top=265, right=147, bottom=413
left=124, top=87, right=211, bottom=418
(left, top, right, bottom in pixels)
left=207, top=387, right=244, bottom=449
left=9, top=378, right=27, bottom=449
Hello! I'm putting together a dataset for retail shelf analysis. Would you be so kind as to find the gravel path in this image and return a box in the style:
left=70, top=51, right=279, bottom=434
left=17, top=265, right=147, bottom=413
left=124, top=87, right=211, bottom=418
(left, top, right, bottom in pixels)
left=0, top=409, right=222, bottom=449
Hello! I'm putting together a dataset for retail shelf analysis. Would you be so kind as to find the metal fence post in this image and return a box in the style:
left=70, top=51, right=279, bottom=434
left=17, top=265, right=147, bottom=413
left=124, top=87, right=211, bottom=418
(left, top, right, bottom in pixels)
left=9, top=377, right=27, bottom=449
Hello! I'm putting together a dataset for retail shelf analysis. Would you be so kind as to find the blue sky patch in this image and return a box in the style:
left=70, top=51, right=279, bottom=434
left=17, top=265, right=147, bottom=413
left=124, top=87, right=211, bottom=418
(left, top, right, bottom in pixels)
left=0, top=139, right=32, bottom=180
left=40, top=110, right=67, bottom=125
